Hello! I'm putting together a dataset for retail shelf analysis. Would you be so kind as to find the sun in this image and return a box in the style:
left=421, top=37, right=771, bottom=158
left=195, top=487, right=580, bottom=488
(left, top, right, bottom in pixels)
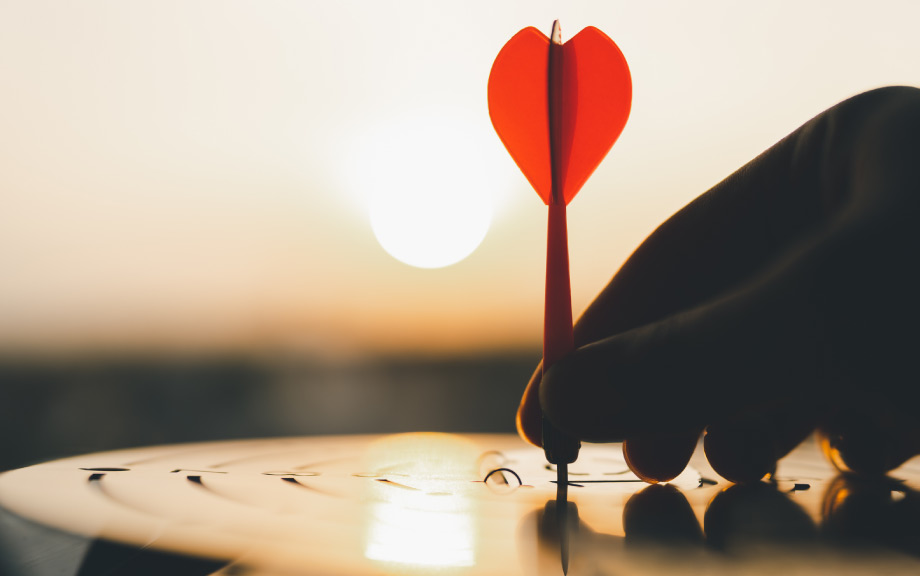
left=353, top=111, right=505, bottom=269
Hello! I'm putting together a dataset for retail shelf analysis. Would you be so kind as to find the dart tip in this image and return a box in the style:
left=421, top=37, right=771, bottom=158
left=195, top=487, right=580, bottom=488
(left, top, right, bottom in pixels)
left=556, top=462, right=568, bottom=501
left=551, top=20, right=562, bottom=45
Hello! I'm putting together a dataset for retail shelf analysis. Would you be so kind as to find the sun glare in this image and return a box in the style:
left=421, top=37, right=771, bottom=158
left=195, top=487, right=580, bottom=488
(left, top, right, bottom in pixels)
left=353, top=111, right=503, bottom=269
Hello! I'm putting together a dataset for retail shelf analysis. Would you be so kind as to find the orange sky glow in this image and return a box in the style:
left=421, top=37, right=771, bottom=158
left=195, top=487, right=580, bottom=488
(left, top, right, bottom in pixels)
left=2, top=1, right=920, bottom=358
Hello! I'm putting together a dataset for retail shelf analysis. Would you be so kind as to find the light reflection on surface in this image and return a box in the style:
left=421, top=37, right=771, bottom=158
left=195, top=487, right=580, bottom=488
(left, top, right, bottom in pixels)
left=362, top=433, right=480, bottom=569
left=365, top=499, right=475, bottom=567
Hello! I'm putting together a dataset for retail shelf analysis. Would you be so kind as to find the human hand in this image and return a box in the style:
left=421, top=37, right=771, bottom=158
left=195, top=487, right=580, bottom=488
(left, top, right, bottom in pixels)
left=518, top=86, right=920, bottom=483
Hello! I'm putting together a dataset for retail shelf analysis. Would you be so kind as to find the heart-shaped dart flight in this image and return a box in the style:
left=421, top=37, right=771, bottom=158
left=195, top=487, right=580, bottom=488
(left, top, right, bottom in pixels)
left=488, top=25, right=631, bottom=205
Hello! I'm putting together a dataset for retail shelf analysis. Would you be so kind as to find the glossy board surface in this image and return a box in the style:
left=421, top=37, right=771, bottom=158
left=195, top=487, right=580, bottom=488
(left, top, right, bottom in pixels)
left=1, top=433, right=919, bottom=575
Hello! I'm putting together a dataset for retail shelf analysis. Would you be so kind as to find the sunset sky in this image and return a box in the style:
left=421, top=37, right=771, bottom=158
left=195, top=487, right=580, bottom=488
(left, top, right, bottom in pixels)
left=2, top=0, right=920, bottom=358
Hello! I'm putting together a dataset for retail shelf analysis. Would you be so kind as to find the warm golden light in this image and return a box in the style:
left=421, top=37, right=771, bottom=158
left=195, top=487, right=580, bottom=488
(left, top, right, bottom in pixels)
left=3, top=2, right=920, bottom=356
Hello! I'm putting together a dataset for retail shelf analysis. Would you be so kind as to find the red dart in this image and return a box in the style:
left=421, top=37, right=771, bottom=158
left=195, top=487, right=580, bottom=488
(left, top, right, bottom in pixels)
left=487, top=20, right=632, bottom=483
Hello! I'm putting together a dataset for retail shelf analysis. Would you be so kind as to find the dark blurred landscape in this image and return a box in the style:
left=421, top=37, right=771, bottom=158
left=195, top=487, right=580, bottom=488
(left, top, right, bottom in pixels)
left=0, top=352, right=537, bottom=471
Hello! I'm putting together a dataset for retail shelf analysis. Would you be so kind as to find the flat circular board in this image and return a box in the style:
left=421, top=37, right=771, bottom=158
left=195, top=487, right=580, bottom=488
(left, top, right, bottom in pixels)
left=1, top=433, right=919, bottom=575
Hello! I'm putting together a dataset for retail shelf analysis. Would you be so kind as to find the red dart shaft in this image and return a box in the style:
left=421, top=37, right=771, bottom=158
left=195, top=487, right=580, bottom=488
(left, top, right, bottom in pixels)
left=544, top=202, right=573, bottom=369
left=543, top=21, right=580, bottom=480
left=544, top=21, right=573, bottom=371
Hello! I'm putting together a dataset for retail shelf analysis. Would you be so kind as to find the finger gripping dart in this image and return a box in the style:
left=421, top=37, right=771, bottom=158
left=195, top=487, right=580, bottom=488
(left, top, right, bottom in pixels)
left=487, top=20, right=632, bottom=485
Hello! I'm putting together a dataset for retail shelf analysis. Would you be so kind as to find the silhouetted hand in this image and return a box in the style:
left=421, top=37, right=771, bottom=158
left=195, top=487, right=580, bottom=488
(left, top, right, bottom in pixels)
left=518, top=86, right=920, bottom=483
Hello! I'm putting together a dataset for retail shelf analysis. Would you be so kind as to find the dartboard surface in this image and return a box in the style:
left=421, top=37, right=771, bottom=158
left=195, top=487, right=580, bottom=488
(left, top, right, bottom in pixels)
left=1, top=433, right=918, bottom=575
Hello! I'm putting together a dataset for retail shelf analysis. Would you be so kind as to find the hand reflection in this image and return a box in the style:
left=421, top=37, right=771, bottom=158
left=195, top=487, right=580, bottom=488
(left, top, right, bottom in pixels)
left=524, top=475, right=920, bottom=574
left=703, top=483, right=817, bottom=551
left=822, top=475, right=920, bottom=558
left=623, top=484, right=703, bottom=547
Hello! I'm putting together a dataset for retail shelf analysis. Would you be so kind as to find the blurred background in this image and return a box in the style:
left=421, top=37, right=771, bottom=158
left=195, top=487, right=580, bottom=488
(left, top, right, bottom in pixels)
left=2, top=0, right=920, bottom=471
